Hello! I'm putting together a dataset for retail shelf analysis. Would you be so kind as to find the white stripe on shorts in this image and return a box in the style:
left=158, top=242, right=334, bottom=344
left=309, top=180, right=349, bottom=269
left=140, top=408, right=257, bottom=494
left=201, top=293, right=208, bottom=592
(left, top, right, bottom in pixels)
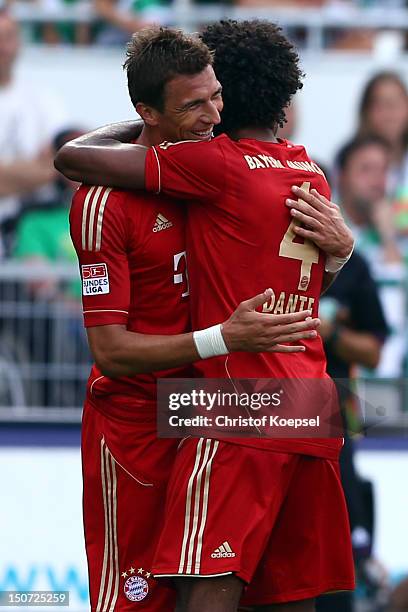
left=194, top=440, right=219, bottom=574
left=177, top=439, right=219, bottom=575
left=96, top=439, right=119, bottom=612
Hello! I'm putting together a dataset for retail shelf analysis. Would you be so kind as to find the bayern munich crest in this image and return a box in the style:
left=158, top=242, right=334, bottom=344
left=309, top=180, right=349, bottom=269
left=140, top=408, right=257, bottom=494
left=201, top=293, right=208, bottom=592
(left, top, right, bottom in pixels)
left=124, top=575, right=149, bottom=602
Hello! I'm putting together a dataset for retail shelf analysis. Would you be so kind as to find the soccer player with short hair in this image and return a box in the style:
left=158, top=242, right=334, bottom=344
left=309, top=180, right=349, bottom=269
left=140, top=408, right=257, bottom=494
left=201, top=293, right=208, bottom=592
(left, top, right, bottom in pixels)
left=67, top=26, right=322, bottom=612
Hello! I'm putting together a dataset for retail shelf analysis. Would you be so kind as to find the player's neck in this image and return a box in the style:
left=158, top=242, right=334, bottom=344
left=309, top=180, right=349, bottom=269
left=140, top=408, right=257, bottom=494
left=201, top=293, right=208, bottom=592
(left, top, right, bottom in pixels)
left=228, top=127, right=278, bottom=142
left=135, top=125, right=167, bottom=148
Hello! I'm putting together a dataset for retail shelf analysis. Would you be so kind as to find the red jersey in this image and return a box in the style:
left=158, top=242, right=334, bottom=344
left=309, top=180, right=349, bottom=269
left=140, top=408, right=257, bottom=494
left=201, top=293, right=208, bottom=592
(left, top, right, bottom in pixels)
left=70, top=185, right=192, bottom=420
left=145, top=135, right=341, bottom=459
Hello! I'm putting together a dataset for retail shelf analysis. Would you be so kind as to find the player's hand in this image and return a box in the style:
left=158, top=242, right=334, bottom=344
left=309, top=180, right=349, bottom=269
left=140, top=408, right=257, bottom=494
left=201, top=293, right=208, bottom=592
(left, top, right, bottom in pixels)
left=221, top=288, right=320, bottom=353
left=286, top=186, right=354, bottom=258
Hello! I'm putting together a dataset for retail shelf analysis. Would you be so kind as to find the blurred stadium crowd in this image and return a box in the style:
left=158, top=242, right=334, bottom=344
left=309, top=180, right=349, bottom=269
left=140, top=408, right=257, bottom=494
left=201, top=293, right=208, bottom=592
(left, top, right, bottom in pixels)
left=2, top=0, right=408, bottom=48
left=1, top=4, right=408, bottom=612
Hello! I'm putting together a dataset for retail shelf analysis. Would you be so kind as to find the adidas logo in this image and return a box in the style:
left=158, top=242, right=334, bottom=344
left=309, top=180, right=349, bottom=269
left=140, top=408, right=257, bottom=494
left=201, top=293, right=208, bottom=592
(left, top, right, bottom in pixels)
left=211, top=541, right=236, bottom=559
left=153, top=213, right=173, bottom=233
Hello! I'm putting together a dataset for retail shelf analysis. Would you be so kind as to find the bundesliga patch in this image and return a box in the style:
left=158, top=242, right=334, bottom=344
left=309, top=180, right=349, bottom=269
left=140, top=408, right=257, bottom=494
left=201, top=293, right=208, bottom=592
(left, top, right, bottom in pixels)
left=81, top=263, right=110, bottom=295
left=124, top=576, right=149, bottom=602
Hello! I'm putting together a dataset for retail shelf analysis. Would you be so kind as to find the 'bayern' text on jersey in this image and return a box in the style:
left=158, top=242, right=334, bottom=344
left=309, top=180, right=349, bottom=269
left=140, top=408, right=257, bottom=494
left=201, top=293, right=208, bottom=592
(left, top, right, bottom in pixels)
left=70, top=185, right=192, bottom=418
left=145, top=134, right=341, bottom=458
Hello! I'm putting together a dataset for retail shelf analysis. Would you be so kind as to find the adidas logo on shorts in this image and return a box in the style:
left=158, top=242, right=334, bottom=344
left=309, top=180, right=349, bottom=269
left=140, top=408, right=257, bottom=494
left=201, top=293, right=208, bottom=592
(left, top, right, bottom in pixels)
left=153, top=213, right=173, bottom=232
left=211, top=541, right=236, bottom=559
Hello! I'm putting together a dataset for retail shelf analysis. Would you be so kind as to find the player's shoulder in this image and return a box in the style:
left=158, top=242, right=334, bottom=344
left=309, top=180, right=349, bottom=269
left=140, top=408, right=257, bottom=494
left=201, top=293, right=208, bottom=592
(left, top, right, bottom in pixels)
left=281, top=139, right=312, bottom=160
left=155, top=134, right=227, bottom=154
left=283, top=141, right=328, bottom=181
left=288, top=141, right=325, bottom=169
left=72, top=185, right=141, bottom=214
left=74, top=184, right=126, bottom=203
left=70, top=185, right=136, bottom=250
left=70, top=185, right=135, bottom=238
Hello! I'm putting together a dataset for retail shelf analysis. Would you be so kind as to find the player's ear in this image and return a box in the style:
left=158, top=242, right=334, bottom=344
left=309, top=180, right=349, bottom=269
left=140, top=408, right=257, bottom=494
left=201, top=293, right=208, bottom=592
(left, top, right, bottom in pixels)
left=136, top=103, right=160, bottom=127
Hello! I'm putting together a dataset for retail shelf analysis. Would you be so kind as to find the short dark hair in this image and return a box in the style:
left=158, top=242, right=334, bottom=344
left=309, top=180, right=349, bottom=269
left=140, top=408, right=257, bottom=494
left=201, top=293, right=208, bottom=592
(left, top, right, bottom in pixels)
left=124, top=27, right=213, bottom=112
left=336, top=135, right=389, bottom=172
left=200, top=20, right=304, bottom=134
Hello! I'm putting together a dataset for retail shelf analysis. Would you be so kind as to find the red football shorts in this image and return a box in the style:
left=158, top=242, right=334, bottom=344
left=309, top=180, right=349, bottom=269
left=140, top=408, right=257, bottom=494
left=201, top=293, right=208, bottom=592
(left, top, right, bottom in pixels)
left=152, top=438, right=355, bottom=605
left=82, top=401, right=178, bottom=611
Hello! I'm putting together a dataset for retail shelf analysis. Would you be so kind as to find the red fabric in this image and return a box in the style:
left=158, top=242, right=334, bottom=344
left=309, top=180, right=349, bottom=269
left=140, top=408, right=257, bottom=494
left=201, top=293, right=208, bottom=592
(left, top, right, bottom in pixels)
left=145, top=135, right=341, bottom=458
left=70, top=186, right=192, bottom=407
left=82, top=402, right=178, bottom=611
left=152, top=438, right=355, bottom=605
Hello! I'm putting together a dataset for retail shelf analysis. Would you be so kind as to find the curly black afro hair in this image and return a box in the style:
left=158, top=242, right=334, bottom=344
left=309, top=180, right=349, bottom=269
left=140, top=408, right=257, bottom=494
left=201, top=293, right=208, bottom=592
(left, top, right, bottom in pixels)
left=201, top=20, right=304, bottom=135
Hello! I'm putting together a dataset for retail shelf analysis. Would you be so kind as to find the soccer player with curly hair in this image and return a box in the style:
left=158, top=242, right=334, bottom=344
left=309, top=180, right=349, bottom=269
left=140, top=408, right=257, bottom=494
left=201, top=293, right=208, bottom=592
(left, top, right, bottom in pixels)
left=56, top=20, right=355, bottom=612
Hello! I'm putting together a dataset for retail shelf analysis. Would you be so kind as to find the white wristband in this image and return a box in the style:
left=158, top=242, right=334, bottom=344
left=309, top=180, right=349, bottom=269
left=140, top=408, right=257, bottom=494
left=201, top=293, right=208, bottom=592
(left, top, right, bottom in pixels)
left=193, top=324, right=229, bottom=360
left=325, top=243, right=355, bottom=274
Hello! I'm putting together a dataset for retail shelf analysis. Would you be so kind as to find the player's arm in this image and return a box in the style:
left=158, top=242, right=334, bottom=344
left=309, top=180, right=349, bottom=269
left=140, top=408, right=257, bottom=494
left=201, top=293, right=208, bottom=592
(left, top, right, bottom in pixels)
left=285, top=185, right=354, bottom=293
left=54, top=121, right=147, bottom=188
left=87, top=296, right=320, bottom=377
left=55, top=122, right=223, bottom=201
